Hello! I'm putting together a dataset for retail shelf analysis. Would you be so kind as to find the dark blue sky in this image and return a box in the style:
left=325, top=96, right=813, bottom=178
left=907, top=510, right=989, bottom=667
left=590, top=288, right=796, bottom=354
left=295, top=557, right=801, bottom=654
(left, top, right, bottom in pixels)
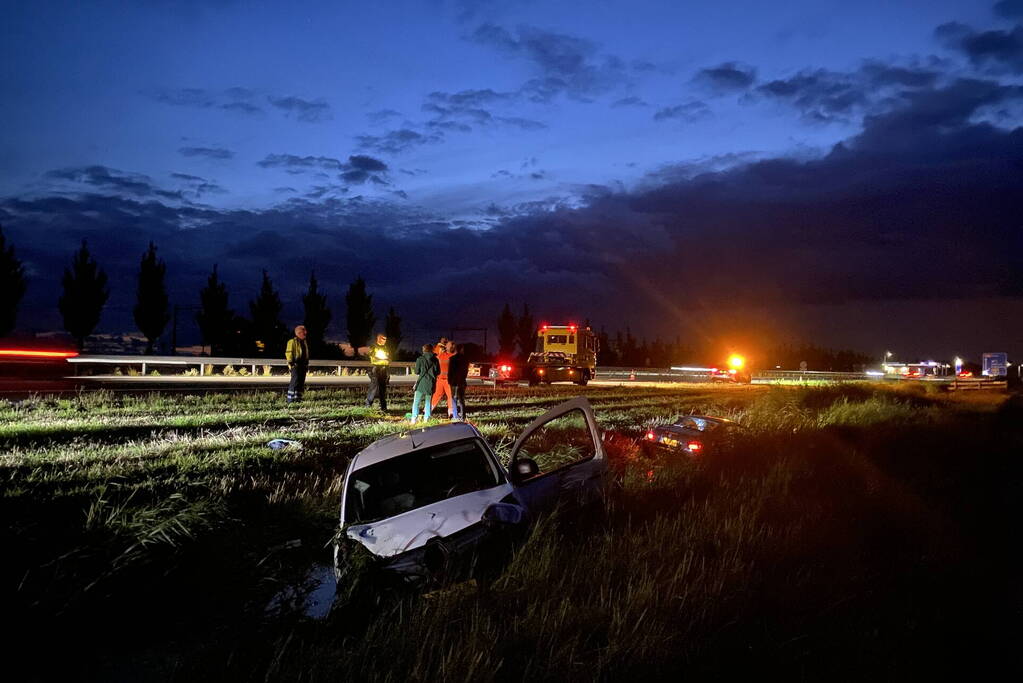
left=2, top=0, right=1022, bottom=359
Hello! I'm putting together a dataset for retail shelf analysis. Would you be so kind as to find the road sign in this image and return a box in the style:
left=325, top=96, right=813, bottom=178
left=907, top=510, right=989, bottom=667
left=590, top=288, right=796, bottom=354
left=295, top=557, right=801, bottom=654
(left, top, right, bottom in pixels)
left=982, top=352, right=1008, bottom=377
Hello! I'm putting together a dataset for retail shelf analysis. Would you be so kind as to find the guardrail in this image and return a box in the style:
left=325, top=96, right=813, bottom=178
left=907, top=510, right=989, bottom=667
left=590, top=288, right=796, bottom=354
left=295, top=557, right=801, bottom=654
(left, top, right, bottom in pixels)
left=948, top=378, right=1008, bottom=391
left=67, top=354, right=415, bottom=377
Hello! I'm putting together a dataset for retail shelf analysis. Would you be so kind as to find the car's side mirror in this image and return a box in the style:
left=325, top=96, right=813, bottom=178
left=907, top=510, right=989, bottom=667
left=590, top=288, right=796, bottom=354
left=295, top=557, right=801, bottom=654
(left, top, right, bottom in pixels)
left=510, top=457, right=540, bottom=482
left=482, top=502, right=526, bottom=528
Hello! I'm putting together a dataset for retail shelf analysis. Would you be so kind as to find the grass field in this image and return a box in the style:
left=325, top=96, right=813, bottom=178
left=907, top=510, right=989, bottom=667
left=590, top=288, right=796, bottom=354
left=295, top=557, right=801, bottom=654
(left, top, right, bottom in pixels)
left=2, top=382, right=1020, bottom=680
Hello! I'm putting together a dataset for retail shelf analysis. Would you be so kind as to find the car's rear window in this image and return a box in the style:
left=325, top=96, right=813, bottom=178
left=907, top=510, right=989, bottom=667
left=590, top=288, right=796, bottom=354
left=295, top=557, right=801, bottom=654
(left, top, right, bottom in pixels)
left=345, top=438, right=503, bottom=524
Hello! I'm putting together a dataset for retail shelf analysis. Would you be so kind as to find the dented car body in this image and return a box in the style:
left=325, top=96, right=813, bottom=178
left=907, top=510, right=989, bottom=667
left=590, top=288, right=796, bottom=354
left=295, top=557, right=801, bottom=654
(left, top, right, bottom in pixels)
left=334, top=397, right=606, bottom=587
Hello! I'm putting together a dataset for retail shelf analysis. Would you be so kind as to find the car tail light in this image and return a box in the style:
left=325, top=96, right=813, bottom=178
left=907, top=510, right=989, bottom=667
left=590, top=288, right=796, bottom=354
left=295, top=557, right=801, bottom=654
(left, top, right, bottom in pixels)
left=538, top=369, right=545, bottom=375
left=501, top=365, right=511, bottom=372
left=646, top=431, right=655, bottom=440
left=687, top=441, right=702, bottom=452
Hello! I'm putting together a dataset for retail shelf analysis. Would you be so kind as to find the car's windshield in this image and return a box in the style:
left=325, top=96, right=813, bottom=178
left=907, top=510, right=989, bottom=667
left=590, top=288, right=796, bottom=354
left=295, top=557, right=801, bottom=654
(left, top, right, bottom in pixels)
left=344, top=438, right=503, bottom=524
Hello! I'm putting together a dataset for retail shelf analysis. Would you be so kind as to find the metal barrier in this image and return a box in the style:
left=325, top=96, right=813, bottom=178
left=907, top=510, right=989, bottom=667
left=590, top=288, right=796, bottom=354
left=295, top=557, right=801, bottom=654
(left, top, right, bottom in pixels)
left=67, top=354, right=415, bottom=377
left=948, top=378, right=1008, bottom=391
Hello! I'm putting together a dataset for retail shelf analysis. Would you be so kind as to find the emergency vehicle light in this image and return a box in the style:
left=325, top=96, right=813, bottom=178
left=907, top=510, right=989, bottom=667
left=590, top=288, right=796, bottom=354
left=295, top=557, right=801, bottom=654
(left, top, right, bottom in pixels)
left=687, top=441, right=702, bottom=452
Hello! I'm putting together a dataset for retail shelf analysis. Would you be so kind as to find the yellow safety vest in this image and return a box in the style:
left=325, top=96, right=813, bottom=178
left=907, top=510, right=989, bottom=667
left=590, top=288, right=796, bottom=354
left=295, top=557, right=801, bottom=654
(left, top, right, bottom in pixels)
left=369, top=345, right=390, bottom=366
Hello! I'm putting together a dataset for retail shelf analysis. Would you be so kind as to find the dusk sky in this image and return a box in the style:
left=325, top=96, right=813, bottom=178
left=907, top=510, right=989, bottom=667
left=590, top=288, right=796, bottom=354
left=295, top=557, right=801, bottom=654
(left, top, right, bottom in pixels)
left=2, top=0, right=1022, bottom=360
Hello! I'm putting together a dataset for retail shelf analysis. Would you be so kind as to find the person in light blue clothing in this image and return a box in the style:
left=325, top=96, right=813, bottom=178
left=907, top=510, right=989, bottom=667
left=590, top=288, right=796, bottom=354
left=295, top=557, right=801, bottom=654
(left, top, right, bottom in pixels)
left=410, top=344, right=440, bottom=424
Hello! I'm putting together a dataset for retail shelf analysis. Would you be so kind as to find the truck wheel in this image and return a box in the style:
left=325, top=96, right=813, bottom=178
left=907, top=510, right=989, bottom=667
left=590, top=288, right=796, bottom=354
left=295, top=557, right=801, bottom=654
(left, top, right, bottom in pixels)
left=528, top=377, right=539, bottom=387
left=575, top=370, right=589, bottom=386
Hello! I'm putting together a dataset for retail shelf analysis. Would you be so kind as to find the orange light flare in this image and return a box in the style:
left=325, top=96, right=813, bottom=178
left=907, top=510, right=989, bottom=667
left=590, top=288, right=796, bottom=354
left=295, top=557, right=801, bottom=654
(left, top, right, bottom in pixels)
left=0, top=349, right=79, bottom=359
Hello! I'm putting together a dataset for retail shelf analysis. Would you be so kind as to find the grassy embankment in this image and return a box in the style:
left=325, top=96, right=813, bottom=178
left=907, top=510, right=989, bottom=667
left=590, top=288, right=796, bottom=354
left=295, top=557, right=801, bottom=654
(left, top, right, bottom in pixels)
left=1, top=383, right=1019, bottom=680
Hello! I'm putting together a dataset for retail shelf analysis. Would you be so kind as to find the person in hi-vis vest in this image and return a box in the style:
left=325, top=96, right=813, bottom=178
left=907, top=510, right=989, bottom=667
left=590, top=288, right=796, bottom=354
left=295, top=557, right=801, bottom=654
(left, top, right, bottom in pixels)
left=361, top=333, right=390, bottom=411
left=285, top=325, right=309, bottom=404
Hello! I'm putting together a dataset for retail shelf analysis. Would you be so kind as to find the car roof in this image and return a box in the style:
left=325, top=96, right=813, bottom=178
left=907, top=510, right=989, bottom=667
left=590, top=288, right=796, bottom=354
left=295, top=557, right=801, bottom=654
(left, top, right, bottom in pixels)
left=350, top=422, right=485, bottom=470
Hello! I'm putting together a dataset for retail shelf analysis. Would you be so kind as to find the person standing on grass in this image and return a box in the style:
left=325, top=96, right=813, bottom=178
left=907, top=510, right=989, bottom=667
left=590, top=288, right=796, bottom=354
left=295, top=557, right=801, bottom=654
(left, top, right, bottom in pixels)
left=431, top=340, right=457, bottom=419
left=361, top=333, right=390, bottom=412
left=448, top=343, right=469, bottom=421
left=410, top=343, right=440, bottom=424
left=285, top=325, right=310, bottom=404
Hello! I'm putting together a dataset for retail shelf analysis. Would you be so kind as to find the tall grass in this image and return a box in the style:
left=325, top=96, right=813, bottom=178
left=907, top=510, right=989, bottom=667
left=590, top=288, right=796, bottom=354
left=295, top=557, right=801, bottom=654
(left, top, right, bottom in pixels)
left=1, top=384, right=1015, bottom=680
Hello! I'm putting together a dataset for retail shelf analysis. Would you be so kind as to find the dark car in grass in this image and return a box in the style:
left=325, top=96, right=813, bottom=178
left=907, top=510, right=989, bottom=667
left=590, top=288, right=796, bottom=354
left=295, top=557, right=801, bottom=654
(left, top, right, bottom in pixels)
left=334, top=397, right=608, bottom=594
left=643, top=415, right=742, bottom=456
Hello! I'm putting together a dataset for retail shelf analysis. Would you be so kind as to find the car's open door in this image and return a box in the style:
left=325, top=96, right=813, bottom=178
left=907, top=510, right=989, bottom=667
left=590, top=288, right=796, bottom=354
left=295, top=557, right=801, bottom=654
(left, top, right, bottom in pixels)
left=507, top=396, right=607, bottom=514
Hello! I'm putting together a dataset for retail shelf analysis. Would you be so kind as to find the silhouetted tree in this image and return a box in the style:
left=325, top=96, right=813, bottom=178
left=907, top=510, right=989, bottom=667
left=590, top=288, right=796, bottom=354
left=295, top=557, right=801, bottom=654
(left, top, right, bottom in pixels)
left=196, top=265, right=232, bottom=355
left=345, top=276, right=375, bottom=349
left=596, top=327, right=618, bottom=366
left=0, top=224, right=27, bottom=338
left=516, top=303, right=535, bottom=360
left=132, top=242, right=170, bottom=354
left=302, top=271, right=331, bottom=355
left=249, top=270, right=286, bottom=356
left=59, top=240, right=109, bottom=350
left=497, top=303, right=517, bottom=356
left=384, top=307, right=403, bottom=355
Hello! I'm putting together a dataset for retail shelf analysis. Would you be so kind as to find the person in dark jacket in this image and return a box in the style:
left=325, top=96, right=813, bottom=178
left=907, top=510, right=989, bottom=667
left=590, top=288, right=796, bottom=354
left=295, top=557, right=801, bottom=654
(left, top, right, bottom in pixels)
left=285, top=325, right=309, bottom=404
left=447, top=343, right=469, bottom=420
left=410, top=344, right=440, bottom=424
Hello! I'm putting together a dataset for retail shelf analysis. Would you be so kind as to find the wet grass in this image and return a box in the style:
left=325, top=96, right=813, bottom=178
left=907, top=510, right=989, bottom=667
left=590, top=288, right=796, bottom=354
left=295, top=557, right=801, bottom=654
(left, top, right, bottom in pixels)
left=1, top=382, right=1018, bottom=680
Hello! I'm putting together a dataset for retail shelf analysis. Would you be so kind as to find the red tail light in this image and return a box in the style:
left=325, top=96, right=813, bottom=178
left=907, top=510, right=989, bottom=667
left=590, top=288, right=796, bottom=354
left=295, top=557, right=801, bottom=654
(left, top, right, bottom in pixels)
left=687, top=441, right=702, bottom=452
left=646, top=431, right=656, bottom=440
left=0, top=349, right=79, bottom=358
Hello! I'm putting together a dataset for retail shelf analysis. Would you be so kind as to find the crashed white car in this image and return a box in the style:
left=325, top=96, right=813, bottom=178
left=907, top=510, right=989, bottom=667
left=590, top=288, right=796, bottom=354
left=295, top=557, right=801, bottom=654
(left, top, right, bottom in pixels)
left=334, top=397, right=607, bottom=587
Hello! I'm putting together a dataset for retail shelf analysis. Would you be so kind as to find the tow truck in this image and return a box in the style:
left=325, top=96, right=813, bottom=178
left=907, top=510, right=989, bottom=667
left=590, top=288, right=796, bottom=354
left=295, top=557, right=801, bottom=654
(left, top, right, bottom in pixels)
left=527, top=324, right=598, bottom=386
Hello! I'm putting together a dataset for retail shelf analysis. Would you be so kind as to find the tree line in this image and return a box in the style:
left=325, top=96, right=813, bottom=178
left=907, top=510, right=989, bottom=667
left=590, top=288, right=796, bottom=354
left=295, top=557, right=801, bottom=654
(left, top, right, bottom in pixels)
left=1, top=225, right=877, bottom=370
left=0, top=225, right=401, bottom=357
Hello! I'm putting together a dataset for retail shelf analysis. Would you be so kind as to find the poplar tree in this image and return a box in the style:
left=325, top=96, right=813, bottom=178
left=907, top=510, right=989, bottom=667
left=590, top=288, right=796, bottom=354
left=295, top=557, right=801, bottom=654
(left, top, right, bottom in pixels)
left=0, top=224, right=26, bottom=338
left=302, top=271, right=331, bottom=355
left=133, top=242, right=170, bottom=354
left=345, top=276, right=375, bottom=349
left=196, top=265, right=232, bottom=355
left=59, top=240, right=109, bottom=350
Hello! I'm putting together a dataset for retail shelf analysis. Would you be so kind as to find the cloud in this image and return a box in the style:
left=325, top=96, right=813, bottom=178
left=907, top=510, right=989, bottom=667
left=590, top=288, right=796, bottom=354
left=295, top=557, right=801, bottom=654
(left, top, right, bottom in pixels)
left=653, top=101, right=711, bottom=123
left=471, top=23, right=630, bottom=101
left=756, top=61, right=941, bottom=123
left=367, top=109, right=403, bottom=123
left=267, top=95, right=333, bottom=122
left=43, top=166, right=157, bottom=196
left=149, top=87, right=264, bottom=115
left=995, top=0, right=1023, bottom=19
left=178, top=146, right=234, bottom=159
left=937, top=21, right=1023, bottom=73
left=694, top=62, right=756, bottom=91
left=257, top=154, right=345, bottom=171
left=356, top=128, right=444, bottom=154
left=258, top=153, right=390, bottom=185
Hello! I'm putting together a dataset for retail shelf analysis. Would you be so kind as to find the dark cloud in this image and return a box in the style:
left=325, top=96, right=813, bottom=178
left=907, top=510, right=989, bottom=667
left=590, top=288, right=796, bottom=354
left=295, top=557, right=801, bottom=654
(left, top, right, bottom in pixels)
left=178, top=146, right=234, bottom=159
left=694, top=62, right=756, bottom=91
left=937, top=21, right=1023, bottom=73
left=257, top=154, right=344, bottom=171
left=423, top=89, right=547, bottom=132
left=471, top=23, right=630, bottom=101
left=170, top=173, right=227, bottom=197
left=653, top=101, right=711, bottom=123
left=258, top=153, right=390, bottom=185
left=356, top=128, right=443, bottom=154
left=43, top=166, right=157, bottom=196
left=756, top=61, right=940, bottom=123
left=995, top=0, right=1023, bottom=19
left=266, top=95, right=333, bottom=122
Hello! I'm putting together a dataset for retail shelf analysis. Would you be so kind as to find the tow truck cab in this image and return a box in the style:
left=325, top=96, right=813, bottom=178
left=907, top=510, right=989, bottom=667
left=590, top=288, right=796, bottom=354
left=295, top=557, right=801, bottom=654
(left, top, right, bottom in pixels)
left=527, top=324, right=598, bottom=386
